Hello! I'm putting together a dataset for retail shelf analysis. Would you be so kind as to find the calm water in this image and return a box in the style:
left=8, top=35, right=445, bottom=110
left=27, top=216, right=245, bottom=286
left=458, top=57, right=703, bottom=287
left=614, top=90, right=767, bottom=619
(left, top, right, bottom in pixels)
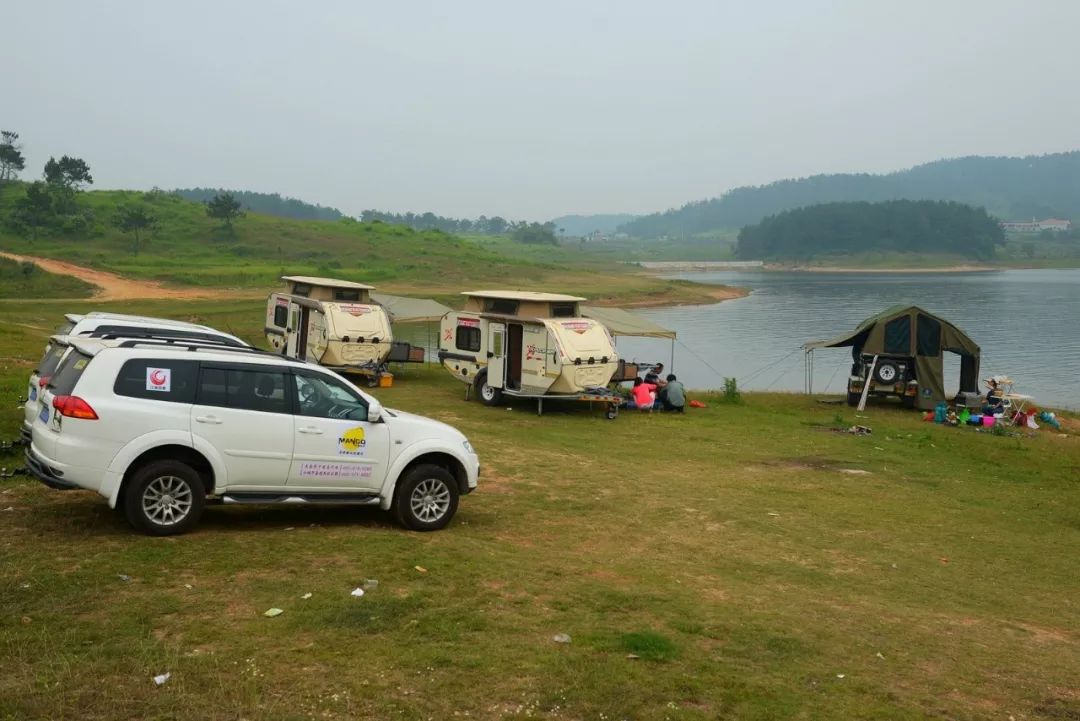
left=614, top=269, right=1080, bottom=409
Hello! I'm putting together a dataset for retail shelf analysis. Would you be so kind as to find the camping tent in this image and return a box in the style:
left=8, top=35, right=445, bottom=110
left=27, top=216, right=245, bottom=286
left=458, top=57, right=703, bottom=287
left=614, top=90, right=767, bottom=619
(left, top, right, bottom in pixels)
left=580, top=305, right=677, bottom=368
left=371, top=293, right=452, bottom=323
left=803, top=304, right=980, bottom=410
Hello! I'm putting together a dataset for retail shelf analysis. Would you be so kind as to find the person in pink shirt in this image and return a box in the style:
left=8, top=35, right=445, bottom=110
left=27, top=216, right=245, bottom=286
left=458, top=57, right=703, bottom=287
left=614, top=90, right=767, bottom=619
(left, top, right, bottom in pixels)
left=631, top=377, right=657, bottom=411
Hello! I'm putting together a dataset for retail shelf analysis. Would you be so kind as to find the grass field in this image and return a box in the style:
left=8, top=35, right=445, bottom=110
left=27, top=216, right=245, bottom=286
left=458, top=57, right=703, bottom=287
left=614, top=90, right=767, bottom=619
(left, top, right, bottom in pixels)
left=1, top=298, right=1078, bottom=720
left=0, top=257, right=94, bottom=299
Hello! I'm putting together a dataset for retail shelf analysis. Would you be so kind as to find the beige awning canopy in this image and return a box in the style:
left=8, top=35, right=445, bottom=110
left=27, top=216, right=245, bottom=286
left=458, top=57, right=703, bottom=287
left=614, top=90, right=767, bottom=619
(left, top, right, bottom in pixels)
left=371, top=293, right=453, bottom=324
left=579, top=305, right=676, bottom=340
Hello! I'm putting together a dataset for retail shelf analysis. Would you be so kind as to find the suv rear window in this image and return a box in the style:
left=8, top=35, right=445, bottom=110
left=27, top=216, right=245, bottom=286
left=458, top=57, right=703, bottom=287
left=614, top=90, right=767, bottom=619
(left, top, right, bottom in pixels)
left=49, top=351, right=94, bottom=395
left=114, top=359, right=198, bottom=403
left=37, top=344, right=69, bottom=377
left=54, top=320, right=76, bottom=335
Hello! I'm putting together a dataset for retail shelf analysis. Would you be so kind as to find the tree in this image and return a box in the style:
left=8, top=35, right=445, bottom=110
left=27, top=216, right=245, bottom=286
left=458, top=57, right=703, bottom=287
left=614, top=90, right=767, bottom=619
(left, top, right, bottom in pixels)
left=205, top=192, right=245, bottom=229
left=0, top=130, right=26, bottom=185
left=112, top=203, right=160, bottom=255
left=11, top=182, right=53, bottom=240
left=43, top=155, right=93, bottom=191
left=511, top=222, right=558, bottom=245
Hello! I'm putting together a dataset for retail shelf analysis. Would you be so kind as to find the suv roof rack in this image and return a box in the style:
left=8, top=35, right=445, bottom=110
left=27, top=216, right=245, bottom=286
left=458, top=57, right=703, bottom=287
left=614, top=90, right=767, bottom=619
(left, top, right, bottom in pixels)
left=88, top=330, right=242, bottom=346
left=114, top=338, right=285, bottom=359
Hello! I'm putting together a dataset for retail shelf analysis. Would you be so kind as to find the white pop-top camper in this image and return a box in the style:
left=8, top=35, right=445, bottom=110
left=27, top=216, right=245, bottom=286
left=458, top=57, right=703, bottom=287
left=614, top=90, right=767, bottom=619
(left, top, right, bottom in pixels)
left=438, top=290, right=620, bottom=406
left=266, top=276, right=394, bottom=378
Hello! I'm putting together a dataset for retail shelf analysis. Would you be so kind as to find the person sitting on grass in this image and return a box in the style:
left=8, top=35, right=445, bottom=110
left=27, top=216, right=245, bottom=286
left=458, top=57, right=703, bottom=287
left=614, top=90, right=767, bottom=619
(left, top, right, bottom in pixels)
left=631, top=377, right=656, bottom=412
left=658, top=374, right=686, bottom=412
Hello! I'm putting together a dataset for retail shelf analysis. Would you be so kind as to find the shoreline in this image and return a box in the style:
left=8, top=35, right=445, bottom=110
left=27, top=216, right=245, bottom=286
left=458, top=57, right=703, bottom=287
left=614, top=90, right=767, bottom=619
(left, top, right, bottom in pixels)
left=766, top=263, right=998, bottom=274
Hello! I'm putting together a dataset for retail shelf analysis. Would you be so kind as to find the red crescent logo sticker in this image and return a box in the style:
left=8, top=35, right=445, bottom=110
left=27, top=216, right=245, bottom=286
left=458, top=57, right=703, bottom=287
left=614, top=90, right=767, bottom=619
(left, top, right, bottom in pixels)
left=150, top=370, right=167, bottom=385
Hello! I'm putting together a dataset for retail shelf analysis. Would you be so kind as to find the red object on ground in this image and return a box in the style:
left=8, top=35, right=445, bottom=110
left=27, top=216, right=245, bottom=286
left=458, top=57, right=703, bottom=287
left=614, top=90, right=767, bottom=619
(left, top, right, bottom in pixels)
left=689, top=399, right=706, bottom=409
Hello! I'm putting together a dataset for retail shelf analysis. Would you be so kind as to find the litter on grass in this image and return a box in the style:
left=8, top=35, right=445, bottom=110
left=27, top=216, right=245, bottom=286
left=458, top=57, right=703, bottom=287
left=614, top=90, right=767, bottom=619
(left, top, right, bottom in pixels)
left=263, top=608, right=284, bottom=618
left=117, top=574, right=132, bottom=582
left=350, top=588, right=365, bottom=598
left=552, top=633, right=572, bottom=644
left=362, top=579, right=379, bottom=591
left=414, top=566, right=428, bottom=574
left=153, top=672, right=170, bottom=686
left=301, top=593, right=312, bottom=600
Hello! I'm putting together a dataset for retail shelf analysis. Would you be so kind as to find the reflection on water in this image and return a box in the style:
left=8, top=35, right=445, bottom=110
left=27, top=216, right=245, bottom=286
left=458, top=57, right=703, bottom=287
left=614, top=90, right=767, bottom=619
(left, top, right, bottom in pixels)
left=614, top=269, right=1080, bottom=410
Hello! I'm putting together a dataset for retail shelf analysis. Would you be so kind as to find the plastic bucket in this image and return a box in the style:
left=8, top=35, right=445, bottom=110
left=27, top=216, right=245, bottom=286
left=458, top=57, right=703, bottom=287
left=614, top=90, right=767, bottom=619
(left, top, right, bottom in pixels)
left=982, top=415, right=996, bottom=427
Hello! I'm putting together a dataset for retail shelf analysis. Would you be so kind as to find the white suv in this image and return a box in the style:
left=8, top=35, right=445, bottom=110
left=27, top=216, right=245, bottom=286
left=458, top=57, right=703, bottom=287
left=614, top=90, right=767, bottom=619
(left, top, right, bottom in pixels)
left=27, top=338, right=479, bottom=535
left=21, top=313, right=248, bottom=443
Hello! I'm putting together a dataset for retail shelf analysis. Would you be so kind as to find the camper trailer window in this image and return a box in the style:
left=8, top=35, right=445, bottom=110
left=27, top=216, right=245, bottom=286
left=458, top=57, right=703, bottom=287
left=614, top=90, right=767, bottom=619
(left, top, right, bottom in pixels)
left=291, top=283, right=312, bottom=297
left=484, top=299, right=519, bottom=315
left=273, top=305, right=289, bottom=328
left=334, top=289, right=361, bottom=301
left=456, top=326, right=481, bottom=352
left=550, top=303, right=575, bottom=318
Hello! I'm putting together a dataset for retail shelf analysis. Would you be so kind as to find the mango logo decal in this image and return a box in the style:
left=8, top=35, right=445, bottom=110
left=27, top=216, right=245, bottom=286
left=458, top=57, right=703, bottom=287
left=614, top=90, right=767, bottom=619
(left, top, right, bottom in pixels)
left=338, top=426, right=367, bottom=456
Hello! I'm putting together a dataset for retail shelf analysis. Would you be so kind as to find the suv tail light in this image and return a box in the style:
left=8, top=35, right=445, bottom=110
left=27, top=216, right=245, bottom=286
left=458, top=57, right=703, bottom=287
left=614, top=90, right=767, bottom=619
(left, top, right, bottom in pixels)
left=53, top=395, right=99, bottom=420
left=38, top=375, right=51, bottom=388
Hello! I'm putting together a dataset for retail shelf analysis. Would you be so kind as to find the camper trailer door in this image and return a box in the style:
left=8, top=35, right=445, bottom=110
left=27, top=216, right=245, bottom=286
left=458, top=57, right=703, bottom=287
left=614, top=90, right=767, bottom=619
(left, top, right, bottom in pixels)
left=488, top=321, right=506, bottom=389
left=286, top=304, right=301, bottom=358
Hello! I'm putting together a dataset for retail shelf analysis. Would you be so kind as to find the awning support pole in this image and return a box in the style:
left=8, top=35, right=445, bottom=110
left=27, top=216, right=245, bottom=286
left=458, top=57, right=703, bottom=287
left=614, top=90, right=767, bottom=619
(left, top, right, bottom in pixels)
left=857, top=355, right=878, bottom=412
left=670, top=338, right=675, bottom=372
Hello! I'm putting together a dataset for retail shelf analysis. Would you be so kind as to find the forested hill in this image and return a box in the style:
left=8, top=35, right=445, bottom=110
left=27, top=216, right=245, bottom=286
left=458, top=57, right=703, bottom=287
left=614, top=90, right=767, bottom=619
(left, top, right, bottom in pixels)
left=174, top=188, right=343, bottom=221
left=549, top=213, right=638, bottom=236
left=736, top=200, right=1005, bottom=261
left=621, top=151, right=1080, bottom=239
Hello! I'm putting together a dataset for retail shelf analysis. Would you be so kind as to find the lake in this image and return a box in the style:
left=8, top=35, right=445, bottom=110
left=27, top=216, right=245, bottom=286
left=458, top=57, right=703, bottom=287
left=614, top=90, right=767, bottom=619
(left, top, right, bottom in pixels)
left=613, top=269, right=1080, bottom=410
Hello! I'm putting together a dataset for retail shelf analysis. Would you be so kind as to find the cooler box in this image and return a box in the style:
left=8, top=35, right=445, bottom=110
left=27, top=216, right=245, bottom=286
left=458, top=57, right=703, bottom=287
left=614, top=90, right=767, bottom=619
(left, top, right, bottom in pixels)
left=379, top=373, right=394, bottom=388
left=956, top=391, right=982, bottom=409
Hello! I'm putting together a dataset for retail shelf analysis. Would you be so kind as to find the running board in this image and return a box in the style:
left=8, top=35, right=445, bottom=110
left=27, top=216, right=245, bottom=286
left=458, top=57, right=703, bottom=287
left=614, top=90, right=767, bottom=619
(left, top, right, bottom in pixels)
left=221, top=493, right=380, bottom=505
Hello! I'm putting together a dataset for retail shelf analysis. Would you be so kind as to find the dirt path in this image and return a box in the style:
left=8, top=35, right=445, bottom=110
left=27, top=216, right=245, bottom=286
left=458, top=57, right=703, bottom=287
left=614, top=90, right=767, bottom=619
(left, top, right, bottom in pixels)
left=0, top=252, right=254, bottom=301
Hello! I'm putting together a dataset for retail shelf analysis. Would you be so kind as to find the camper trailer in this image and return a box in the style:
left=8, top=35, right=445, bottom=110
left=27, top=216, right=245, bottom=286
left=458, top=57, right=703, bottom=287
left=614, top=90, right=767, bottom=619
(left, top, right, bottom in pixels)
left=266, top=276, right=413, bottom=384
left=438, top=291, right=623, bottom=416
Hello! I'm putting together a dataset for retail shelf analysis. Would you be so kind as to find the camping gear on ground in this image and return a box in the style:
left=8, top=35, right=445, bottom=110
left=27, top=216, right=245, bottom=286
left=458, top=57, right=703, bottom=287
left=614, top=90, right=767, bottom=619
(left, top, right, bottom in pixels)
left=982, top=415, right=996, bottom=427
left=689, top=399, right=706, bottom=409
left=934, top=402, right=948, bottom=424
left=804, top=305, right=980, bottom=411
left=959, top=408, right=971, bottom=425
left=957, top=391, right=983, bottom=409
left=1038, top=411, right=1061, bottom=430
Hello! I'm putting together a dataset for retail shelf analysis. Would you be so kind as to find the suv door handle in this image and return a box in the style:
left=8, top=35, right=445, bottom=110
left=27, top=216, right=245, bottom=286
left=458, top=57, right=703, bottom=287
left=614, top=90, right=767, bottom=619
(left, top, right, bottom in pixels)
left=297, top=426, right=324, bottom=435
left=195, top=415, right=223, bottom=425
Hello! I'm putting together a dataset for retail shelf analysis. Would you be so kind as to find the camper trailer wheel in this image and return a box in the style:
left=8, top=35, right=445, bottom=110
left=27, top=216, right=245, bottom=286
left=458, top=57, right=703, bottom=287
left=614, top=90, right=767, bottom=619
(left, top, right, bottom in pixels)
left=846, top=391, right=860, bottom=407
left=394, top=464, right=459, bottom=531
left=605, top=404, right=619, bottom=420
left=478, top=375, right=502, bottom=406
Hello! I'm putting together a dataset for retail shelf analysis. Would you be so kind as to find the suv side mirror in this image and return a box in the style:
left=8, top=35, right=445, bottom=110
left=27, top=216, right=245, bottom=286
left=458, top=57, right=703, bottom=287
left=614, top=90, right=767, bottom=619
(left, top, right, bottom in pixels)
left=367, top=399, right=383, bottom=423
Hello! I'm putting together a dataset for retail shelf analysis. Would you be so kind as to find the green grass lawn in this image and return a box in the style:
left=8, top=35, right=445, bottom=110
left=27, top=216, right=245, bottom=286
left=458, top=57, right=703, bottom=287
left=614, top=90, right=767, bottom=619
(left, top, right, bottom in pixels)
left=0, top=187, right=737, bottom=306
left=0, top=256, right=94, bottom=299
left=1, top=299, right=1078, bottom=720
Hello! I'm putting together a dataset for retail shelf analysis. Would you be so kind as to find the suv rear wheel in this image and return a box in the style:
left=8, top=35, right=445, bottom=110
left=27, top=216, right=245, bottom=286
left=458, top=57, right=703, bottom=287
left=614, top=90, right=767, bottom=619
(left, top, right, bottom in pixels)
left=394, top=464, right=459, bottom=531
left=124, top=460, right=206, bottom=536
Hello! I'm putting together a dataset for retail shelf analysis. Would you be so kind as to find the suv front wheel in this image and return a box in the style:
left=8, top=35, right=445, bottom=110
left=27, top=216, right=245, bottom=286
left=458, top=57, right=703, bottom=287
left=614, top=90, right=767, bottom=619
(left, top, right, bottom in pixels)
left=394, top=464, right=460, bottom=531
left=124, top=460, right=206, bottom=536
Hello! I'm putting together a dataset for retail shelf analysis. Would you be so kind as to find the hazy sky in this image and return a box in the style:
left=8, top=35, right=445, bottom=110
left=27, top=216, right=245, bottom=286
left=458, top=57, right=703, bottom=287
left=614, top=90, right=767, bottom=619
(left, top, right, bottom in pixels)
left=6, top=1, right=1079, bottom=219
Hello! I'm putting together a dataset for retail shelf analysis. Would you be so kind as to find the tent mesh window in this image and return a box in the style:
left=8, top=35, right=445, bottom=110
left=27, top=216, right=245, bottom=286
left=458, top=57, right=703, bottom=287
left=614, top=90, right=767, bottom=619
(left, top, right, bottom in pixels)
left=916, top=314, right=941, bottom=356
left=884, top=316, right=911, bottom=355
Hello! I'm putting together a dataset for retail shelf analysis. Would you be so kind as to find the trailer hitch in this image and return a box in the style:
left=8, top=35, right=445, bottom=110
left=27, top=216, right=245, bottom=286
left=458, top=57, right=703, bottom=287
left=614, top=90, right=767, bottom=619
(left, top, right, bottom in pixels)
left=0, top=466, right=28, bottom=478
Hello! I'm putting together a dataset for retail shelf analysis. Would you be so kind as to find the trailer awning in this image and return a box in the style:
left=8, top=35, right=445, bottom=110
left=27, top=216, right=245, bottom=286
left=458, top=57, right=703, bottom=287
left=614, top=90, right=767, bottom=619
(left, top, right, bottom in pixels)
left=579, top=306, right=676, bottom=340
left=371, top=293, right=453, bottom=323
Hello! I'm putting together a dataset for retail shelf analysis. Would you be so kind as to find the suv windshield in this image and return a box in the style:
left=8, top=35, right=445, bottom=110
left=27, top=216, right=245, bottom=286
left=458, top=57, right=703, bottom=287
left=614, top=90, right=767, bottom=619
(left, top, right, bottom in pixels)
left=48, top=350, right=93, bottom=395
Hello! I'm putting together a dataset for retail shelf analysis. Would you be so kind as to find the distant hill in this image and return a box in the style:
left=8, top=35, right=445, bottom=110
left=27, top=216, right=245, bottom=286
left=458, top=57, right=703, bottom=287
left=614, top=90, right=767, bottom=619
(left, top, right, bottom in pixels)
left=550, top=214, right=638, bottom=237
left=174, top=188, right=344, bottom=221
left=736, top=200, right=1004, bottom=261
left=621, top=151, right=1080, bottom=239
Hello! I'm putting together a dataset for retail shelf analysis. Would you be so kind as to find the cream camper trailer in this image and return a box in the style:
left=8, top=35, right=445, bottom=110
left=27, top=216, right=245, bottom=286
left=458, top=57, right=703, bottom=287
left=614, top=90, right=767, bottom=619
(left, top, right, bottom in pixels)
left=438, top=291, right=624, bottom=417
left=266, top=276, right=423, bottom=385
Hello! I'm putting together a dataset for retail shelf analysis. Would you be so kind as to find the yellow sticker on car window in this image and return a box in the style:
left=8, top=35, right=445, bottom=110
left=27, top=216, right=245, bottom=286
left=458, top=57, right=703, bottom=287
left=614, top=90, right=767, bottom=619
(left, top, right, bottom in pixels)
left=73, top=359, right=88, bottom=370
